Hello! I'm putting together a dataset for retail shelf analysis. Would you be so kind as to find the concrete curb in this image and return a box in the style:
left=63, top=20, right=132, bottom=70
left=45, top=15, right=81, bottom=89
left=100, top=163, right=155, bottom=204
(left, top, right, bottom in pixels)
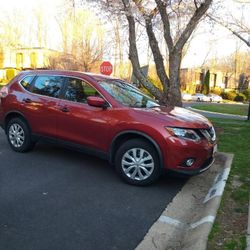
left=247, top=201, right=250, bottom=250
left=187, top=107, right=247, bottom=119
left=136, top=153, right=234, bottom=250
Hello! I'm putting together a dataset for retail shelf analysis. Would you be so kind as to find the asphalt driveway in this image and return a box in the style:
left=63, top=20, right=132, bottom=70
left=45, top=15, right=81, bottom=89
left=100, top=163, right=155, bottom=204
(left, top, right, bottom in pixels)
left=0, top=129, right=185, bottom=250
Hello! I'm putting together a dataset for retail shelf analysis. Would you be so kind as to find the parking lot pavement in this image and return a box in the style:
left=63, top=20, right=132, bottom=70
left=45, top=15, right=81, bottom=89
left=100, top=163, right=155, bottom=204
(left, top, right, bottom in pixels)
left=0, top=130, right=185, bottom=250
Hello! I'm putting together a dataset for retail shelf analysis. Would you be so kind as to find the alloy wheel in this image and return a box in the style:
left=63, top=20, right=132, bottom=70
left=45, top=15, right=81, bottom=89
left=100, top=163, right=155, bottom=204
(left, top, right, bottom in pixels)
left=121, top=148, right=154, bottom=181
left=8, top=123, right=25, bottom=148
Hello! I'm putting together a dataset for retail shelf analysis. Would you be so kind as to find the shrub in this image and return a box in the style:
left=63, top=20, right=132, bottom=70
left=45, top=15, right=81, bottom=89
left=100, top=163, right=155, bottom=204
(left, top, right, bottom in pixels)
left=6, top=68, right=16, bottom=81
left=211, top=87, right=222, bottom=96
left=148, top=76, right=163, bottom=91
left=234, top=93, right=247, bottom=102
left=220, top=92, right=227, bottom=99
left=221, top=91, right=237, bottom=101
left=242, top=89, right=250, bottom=101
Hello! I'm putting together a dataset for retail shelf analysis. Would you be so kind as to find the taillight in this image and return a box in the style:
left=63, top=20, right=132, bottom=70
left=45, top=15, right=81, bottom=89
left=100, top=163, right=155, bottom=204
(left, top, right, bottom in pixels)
left=0, top=86, right=9, bottom=98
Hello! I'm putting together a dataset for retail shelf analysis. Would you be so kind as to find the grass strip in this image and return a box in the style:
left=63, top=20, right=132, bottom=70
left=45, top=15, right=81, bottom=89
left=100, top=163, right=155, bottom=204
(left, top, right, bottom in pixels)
left=207, top=118, right=250, bottom=250
left=193, top=104, right=248, bottom=116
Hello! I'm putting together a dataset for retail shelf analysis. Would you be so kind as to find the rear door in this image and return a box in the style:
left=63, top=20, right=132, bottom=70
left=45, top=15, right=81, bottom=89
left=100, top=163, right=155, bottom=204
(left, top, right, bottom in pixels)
left=20, top=75, right=65, bottom=137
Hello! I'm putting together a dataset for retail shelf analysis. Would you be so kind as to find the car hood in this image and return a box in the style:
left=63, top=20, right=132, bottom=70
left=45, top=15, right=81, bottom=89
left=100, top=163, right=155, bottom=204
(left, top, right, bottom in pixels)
left=133, top=106, right=212, bottom=129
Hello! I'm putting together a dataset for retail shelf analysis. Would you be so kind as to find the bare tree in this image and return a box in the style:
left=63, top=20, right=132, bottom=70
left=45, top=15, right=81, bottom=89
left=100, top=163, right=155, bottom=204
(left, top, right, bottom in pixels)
left=208, top=15, right=250, bottom=47
left=98, top=0, right=212, bottom=106
left=209, top=0, right=250, bottom=47
left=0, top=9, right=24, bottom=49
left=54, top=8, right=105, bottom=72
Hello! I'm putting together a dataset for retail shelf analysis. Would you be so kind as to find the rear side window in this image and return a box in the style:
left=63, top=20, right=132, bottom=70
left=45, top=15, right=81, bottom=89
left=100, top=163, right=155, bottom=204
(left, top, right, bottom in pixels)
left=20, top=76, right=35, bottom=91
left=32, top=76, right=64, bottom=98
left=64, top=78, right=100, bottom=103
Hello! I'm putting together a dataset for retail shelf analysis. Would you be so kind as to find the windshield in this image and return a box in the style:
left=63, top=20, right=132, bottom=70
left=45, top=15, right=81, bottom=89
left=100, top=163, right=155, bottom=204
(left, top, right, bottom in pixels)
left=99, top=80, right=160, bottom=108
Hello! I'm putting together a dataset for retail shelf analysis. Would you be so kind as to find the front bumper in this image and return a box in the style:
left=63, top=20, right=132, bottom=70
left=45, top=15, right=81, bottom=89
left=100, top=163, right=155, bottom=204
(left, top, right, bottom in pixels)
left=168, top=156, right=215, bottom=176
left=162, top=134, right=217, bottom=175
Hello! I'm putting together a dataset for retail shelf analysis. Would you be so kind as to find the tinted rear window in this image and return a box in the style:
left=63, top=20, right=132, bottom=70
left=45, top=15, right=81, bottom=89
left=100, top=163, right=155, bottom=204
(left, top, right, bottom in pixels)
left=20, top=76, right=35, bottom=91
left=32, top=76, right=64, bottom=98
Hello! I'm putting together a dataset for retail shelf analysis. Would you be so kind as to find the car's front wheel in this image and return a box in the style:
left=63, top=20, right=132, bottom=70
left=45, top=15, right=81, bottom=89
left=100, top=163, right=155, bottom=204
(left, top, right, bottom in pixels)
left=7, top=118, right=35, bottom=153
left=115, top=139, right=161, bottom=186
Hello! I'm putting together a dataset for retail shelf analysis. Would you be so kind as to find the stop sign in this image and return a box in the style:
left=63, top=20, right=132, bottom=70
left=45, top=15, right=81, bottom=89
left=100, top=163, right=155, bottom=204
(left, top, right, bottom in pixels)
left=100, top=61, right=113, bottom=76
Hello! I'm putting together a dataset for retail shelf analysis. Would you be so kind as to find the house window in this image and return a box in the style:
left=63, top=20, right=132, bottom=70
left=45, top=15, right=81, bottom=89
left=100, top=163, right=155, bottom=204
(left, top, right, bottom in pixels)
left=199, top=72, right=204, bottom=84
left=214, top=74, right=217, bottom=87
left=224, top=76, right=228, bottom=89
left=16, top=53, right=24, bottom=69
left=30, top=52, right=37, bottom=68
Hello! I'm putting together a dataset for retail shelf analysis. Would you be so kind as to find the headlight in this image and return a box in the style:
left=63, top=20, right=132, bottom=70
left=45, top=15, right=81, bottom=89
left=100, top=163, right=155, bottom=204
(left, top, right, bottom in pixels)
left=166, top=127, right=201, bottom=142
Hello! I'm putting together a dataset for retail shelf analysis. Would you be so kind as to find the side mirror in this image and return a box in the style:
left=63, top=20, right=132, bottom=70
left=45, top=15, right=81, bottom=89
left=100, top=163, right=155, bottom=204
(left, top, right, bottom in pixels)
left=87, top=96, right=107, bottom=108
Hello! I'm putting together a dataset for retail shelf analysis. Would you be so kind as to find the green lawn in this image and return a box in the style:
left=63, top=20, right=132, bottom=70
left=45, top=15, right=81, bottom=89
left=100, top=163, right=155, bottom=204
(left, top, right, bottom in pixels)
left=207, top=118, right=250, bottom=250
left=193, top=104, right=249, bottom=116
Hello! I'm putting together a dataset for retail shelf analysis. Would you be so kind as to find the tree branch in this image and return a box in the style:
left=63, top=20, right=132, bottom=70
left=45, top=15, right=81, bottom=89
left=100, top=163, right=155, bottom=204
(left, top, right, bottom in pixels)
left=208, top=14, right=250, bottom=47
left=194, top=0, right=198, bottom=9
left=174, top=0, right=212, bottom=52
left=121, top=0, right=163, bottom=99
left=144, top=16, right=170, bottom=92
left=133, top=0, right=170, bottom=92
left=154, top=0, right=174, bottom=52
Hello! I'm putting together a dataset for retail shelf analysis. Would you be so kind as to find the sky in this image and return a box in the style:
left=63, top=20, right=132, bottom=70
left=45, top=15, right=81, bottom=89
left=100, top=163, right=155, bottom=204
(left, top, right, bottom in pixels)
left=0, top=0, right=63, bottom=49
left=182, top=0, right=250, bottom=68
left=0, top=0, right=249, bottom=68
left=181, top=25, right=240, bottom=68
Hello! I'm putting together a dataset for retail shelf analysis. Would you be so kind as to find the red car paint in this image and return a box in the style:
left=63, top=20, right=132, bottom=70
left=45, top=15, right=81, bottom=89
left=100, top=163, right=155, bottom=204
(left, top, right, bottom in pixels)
left=0, top=70, right=217, bottom=176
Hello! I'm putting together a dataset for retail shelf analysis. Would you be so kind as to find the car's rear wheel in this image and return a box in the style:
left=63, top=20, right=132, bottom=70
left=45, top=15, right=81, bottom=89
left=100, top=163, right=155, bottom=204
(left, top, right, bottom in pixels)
left=115, top=139, right=161, bottom=186
left=7, top=118, right=35, bottom=152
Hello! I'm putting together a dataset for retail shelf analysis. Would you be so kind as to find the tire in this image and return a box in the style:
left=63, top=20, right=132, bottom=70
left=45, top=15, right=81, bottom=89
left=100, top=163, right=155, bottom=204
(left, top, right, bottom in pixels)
left=7, top=118, right=35, bottom=153
left=115, top=139, right=161, bottom=186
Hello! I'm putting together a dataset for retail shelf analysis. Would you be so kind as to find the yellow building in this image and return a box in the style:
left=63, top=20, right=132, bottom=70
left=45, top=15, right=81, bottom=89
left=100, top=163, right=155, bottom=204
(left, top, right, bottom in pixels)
left=180, top=68, right=236, bottom=93
left=1, top=47, right=59, bottom=70
left=0, top=47, right=60, bottom=84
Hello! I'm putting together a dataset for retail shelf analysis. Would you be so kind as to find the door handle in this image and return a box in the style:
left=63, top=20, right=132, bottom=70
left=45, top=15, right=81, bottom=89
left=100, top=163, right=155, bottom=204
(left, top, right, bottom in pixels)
left=23, top=98, right=32, bottom=103
left=59, top=106, right=69, bottom=113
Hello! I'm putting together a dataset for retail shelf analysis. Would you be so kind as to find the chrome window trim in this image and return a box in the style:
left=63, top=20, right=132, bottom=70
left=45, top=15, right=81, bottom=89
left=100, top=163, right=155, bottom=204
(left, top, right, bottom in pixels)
left=18, top=74, right=112, bottom=108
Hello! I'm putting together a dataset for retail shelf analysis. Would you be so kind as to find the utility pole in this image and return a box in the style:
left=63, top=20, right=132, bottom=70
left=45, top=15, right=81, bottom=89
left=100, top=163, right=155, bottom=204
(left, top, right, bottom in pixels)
left=234, top=39, right=239, bottom=91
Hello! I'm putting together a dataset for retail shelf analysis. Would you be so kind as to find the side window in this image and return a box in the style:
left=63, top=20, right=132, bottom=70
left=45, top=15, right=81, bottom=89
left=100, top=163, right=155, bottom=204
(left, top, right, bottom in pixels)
left=65, top=78, right=100, bottom=103
left=20, top=76, right=35, bottom=91
left=32, top=76, right=64, bottom=98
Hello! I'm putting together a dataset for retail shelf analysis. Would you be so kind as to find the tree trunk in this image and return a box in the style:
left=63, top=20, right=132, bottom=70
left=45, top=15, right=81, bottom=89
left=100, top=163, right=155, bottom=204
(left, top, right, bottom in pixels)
left=119, top=0, right=212, bottom=107
left=165, top=51, right=182, bottom=107
left=122, top=0, right=163, bottom=100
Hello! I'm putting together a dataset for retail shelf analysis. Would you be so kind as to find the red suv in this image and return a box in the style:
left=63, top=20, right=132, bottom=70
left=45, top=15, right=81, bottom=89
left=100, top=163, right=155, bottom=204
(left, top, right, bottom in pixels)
left=0, top=70, right=217, bottom=185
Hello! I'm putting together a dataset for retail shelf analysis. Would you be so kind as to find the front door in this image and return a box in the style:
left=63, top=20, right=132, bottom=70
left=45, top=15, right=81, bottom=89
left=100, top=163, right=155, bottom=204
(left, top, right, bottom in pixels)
left=56, top=77, right=111, bottom=153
